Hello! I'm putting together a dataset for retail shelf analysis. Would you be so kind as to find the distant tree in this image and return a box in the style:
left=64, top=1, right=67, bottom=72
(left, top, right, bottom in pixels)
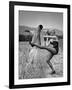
left=19, top=30, right=33, bottom=42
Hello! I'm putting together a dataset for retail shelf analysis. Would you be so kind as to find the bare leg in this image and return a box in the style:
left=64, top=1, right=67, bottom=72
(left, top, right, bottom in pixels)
left=47, top=58, right=56, bottom=74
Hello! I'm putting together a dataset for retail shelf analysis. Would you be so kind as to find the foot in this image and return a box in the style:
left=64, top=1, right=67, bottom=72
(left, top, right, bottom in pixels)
left=50, top=71, right=56, bottom=75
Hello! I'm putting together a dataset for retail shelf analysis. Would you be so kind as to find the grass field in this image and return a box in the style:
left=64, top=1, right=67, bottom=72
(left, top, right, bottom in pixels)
left=19, top=39, right=63, bottom=79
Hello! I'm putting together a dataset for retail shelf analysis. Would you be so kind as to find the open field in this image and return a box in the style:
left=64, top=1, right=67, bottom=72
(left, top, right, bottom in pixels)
left=19, top=39, right=63, bottom=79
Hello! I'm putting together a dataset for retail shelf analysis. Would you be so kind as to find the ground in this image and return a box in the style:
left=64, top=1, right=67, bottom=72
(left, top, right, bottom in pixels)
left=19, top=41, right=63, bottom=79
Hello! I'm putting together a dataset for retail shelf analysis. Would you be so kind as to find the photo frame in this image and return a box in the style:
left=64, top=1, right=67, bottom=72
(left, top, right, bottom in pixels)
left=9, top=1, right=70, bottom=89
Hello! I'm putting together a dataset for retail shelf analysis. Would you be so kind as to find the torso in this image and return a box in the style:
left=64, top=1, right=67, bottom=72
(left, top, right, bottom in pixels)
left=31, top=31, right=41, bottom=45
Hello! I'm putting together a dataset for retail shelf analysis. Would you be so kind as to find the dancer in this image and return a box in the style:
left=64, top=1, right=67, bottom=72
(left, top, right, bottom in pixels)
left=29, top=25, right=59, bottom=74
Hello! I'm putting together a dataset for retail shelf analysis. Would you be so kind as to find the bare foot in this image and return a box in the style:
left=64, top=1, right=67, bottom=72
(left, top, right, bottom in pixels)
left=50, top=71, right=56, bottom=75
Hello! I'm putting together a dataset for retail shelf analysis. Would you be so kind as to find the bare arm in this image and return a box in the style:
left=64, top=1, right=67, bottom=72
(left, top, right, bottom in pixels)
left=29, top=32, right=37, bottom=47
left=31, top=32, right=37, bottom=44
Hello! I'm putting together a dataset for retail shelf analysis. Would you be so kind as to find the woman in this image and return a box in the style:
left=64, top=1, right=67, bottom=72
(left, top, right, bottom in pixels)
left=28, top=25, right=43, bottom=64
left=28, top=25, right=59, bottom=74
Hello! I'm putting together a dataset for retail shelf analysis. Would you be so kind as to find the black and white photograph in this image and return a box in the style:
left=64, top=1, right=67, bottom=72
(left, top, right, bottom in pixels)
left=19, top=11, right=63, bottom=79
left=9, top=1, right=70, bottom=88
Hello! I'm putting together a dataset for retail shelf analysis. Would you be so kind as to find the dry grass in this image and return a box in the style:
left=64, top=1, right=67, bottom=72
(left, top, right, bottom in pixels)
left=19, top=40, right=63, bottom=79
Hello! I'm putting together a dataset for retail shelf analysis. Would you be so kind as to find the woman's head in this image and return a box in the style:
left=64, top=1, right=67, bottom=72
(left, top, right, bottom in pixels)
left=38, top=25, right=43, bottom=32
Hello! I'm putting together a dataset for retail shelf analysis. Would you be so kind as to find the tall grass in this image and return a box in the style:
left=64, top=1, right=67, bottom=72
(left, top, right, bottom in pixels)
left=19, top=41, right=63, bottom=79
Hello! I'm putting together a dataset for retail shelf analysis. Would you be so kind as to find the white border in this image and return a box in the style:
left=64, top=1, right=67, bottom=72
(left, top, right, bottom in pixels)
left=14, top=6, right=67, bottom=85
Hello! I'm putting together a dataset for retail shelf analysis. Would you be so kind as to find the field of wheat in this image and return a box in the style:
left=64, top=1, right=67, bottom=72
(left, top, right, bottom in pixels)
left=19, top=39, right=63, bottom=79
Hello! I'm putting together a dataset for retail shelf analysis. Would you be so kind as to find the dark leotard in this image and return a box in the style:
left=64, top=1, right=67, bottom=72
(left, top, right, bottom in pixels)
left=50, top=41, right=59, bottom=55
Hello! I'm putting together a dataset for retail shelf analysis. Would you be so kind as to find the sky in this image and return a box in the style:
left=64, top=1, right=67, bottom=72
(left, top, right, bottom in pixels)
left=19, top=10, right=63, bottom=30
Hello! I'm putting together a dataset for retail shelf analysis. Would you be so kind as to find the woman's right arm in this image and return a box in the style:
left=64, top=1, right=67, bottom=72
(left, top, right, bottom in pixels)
left=29, top=32, right=36, bottom=47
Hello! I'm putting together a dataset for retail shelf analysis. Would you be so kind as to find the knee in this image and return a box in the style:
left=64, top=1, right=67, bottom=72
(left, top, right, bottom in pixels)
left=46, top=56, right=53, bottom=64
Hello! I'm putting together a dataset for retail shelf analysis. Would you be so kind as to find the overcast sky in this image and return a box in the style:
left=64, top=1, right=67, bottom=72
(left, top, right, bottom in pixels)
left=19, top=10, right=63, bottom=30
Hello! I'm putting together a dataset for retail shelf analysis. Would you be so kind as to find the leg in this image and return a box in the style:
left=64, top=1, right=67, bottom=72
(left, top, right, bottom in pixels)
left=47, top=57, right=56, bottom=74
